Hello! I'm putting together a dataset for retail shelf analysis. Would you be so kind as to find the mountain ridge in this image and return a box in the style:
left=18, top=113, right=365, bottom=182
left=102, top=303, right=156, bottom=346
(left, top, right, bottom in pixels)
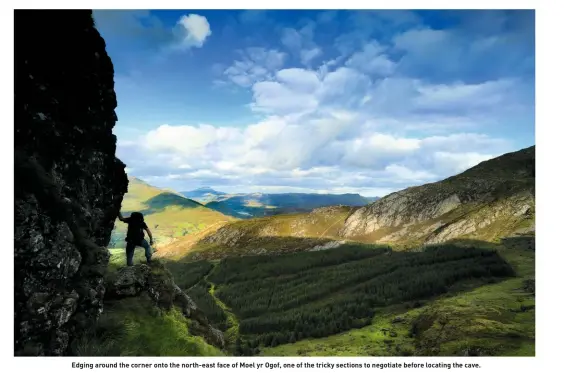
left=341, top=146, right=535, bottom=245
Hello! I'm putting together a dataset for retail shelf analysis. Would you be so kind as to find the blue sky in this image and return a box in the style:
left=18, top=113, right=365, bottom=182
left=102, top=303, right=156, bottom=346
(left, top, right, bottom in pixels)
left=93, top=9, right=535, bottom=197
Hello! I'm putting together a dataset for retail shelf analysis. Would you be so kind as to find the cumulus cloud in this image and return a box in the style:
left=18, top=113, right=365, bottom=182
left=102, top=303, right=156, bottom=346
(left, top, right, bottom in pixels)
left=432, top=151, right=495, bottom=174
left=345, top=40, right=396, bottom=76
left=221, top=47, right=286, bottom=87
left=173, top=14, right=212, bottom=49
left=118, top=109, right=510, bottom=196
left=280, top=23, right=323, bottom=66
left=93, top=11, right=212, bottom=52
left=116, top=10, right=532, bottom=195
left=119, top=57, right=521, bottom=195
left=301, top=47, right=323, bottom=65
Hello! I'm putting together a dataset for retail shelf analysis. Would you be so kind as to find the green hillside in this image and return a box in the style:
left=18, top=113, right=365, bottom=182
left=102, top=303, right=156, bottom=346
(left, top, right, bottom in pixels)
left=110, top=177, right=234, bottom=248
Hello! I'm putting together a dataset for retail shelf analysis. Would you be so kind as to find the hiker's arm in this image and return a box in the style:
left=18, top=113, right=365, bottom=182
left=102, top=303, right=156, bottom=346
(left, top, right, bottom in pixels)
left=145, top=227, right=154, bottom=244
left=117, top=211, right=127, bottom=222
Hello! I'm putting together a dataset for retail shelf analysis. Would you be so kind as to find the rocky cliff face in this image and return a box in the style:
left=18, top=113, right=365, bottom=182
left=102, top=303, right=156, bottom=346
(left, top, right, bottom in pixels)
left=341, top=146, right=535, bottom=245
left=14, top=10, right=128, bottom=355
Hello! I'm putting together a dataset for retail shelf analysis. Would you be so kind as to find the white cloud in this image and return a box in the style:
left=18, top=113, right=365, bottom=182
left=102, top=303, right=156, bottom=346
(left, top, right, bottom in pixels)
left=116, top=13, right=532, bottom=195
left=345, top=40, right=396, bottom=76
left=420, top=133, right=509, bottom=153
left=301, top=47, right=323, bottom=65
left=222, top=48, right=286, bottom=87
left=280, top=23, right=323, bottom=67
left=384, top=164, right=436, bottom=182
left=281, top=28, right=303, bottom=50
left=433, top=152, right=495, bottom=174
left=174, top=14, right=211, bottom=49
left=119, top=31, right=521, bottom=194
left=414, top=79, right=516, bottom=111
left=393, top=28, right=450, bottom=52
left=251, top=81, right=319, bottom=115
left=119, top=111, right=508, bottom=196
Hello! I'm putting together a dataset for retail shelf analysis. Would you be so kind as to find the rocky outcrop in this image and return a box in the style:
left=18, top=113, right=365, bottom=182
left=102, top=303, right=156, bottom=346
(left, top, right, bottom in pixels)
left=14, top=10, right=128, bottom=355
left=308, top=240, right=347, bottom=252
left=341, top=146, right=535, bottom=244
left=106, top=263, right=225, bottom=349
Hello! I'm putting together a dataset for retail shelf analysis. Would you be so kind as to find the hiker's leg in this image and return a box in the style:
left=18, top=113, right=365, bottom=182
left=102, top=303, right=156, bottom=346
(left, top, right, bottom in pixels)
left=125, top=242, right=135, bottom=266
left=141, top=239, right=153, bottom=263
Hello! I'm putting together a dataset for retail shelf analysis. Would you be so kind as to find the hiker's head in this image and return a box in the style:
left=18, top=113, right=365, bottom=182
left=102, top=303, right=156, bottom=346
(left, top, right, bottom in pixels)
left=130, top=211, right=144, bottom=222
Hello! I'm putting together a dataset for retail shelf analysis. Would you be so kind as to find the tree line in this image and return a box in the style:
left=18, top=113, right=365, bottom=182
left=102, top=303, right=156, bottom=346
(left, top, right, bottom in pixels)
left=212, top=245, right=514, bottom=354
left=208, top=243, right=390, bottom=284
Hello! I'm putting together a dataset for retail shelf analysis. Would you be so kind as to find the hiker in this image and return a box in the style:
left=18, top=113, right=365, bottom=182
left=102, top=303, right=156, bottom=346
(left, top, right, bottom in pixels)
left=117, top=211, right=155, bottom=266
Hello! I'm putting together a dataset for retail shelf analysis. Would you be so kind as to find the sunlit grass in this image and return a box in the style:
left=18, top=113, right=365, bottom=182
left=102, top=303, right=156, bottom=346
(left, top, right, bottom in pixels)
left=72, top=295, right=224, bottom=356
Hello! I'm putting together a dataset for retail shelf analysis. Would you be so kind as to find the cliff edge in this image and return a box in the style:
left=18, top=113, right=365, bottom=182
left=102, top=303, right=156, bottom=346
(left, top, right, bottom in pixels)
left=14, top=10, right=128, bottom=355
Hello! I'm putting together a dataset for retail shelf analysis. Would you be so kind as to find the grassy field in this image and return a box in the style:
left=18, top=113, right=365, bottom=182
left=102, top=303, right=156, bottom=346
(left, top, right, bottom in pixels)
left=107, top=247, right=149, bottom=270
left=71, top=294, right=224, bottom=356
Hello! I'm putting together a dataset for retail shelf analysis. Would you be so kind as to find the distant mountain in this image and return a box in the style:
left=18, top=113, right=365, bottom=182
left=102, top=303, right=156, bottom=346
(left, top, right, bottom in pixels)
left=202, top=192, right=376, bottom=219
left=181, top=187, right=227, bottom=204
left=111, top=178, right=233, bottom=248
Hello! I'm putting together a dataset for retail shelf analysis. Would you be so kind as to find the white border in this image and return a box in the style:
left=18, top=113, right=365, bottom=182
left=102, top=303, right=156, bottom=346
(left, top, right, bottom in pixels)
left=2, top=1, right=562, bottom=372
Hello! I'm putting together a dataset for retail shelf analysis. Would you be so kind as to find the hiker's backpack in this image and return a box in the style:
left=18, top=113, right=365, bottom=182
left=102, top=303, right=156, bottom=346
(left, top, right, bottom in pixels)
left=128, top=212, right=145, bottom=243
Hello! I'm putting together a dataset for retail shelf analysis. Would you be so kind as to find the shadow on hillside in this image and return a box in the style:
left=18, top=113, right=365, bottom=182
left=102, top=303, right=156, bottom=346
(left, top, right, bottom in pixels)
left=174, top=232, right=403, bottom=262
left=434, top=237, right=535, bottom=251
left=172, top=232, right=537, bottom=263
left=173, top=235, right=344, bottom=261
